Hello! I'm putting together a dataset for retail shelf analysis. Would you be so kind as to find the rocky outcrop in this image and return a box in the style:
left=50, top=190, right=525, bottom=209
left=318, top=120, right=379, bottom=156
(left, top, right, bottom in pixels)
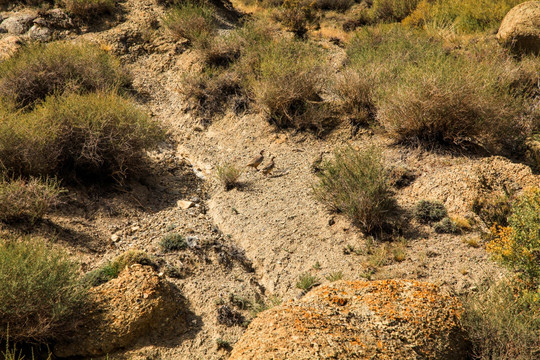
left=498, top=1, right=540, bottom=54
left=230, top=280, right=470, bottom=360
left=54, top=264, right=184, bottom=358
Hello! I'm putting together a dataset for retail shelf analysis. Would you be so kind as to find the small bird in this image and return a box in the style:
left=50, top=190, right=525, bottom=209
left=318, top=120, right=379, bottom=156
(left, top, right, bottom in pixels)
left=246, top=150, right=264, bottom=170
left=260, top=156, right=275, bottom=176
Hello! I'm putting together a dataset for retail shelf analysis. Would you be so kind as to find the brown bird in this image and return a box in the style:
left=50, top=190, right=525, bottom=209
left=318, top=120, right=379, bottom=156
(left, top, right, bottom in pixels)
left=260, top=156, right=275, bottom=176
left=246, top=150, right=265, bottom=170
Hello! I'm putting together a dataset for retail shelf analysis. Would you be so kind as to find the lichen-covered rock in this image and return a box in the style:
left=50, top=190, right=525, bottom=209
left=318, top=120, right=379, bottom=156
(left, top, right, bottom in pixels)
left=54, top=264, right=183, bottom=358
left=498, top=1, right=540, bottom=54
left=230, top=280, right=469, bottom=360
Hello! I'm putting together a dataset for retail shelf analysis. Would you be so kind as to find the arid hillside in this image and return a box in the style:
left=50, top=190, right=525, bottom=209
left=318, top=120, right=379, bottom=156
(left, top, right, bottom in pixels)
left=0, top=0, right=539, bottom=359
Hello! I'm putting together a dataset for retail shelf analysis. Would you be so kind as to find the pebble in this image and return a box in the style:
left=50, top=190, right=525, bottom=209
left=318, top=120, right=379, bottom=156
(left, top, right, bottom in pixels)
left=177, top=200, right=194, bottom=209
left=111, top=234, right=120, bottom=242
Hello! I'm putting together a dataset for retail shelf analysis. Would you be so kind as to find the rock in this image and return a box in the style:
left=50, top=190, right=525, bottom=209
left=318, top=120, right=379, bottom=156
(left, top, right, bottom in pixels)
left=54, top=264, right=183, bottom=357
left=0, top=14, right=37, bottom=35
left=230, top=280, right=470, bottom=360
left=110, top=234, right=120, bottom=242
left=177, top=200, right=195, bottom=209
left=498, top=1, right=540, bottom=54
left=27, top=25, right=51, bottom=42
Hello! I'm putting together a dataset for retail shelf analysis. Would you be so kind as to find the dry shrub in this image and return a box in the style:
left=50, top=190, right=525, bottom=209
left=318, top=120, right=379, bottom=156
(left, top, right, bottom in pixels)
left=314, top=0, right=354, bottom=11
left=332, top=69, right=375, bottom=127
left=0, top=237, right=86, bottom=343
left=251, top=38, right=332, bottom=132
left=274, top=0, right=318, bottom=37
left=463, top=280, right=539, bottom=360
left=163, top=1, right=216, bottom=46
left=0, top=92, right=164, bottom=181
left=370, top=0, right=422, bottom=22
left=0, top=41, right=129, bottom=110
left=216, top=162, right=243, bottom=190
left=348, top=26, right=536, bottom=153
left=180, top=70, right=246, bottom=116
left=59, top=0, right=116, bottom=20
left=0, top=177, right=62, bottom=223
left=313, top=146, right=398, bottom=234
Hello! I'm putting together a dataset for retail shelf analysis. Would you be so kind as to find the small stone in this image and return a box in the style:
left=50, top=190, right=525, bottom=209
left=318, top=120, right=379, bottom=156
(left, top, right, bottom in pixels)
left=189, top=196, right=200, bottom=203
left=131, top=226, right=140, bottom=232
left=177, top=200, right=194, bottom=209
left=186, top=236, right=198, bottom=248
left=111, top=234, right=120, bottom=242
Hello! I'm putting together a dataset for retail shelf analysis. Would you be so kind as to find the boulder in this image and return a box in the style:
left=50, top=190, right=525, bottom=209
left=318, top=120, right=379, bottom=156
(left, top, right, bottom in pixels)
left=0, top=36, right=23, bottom=61
left=0, top=14, right=37, bottom=35
left=498, top=1, right=540, bottom=54
left=54, top=264, right=184, bottom=358
left=27, top=25, right=52, bottom=42
left=230, top=280, right=470, bottom=360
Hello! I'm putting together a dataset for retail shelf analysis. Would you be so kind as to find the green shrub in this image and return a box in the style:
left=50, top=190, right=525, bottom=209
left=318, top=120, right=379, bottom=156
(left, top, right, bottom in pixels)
left=163, top=1, right=216, bottom=47
left=0, top=177, right=62, bottom=223
left=371, top=0, right=421, bottom=22
left=472, top=192, right=513, bottom=227
left=160, top=233, right=187, bottom=252
left=414, top=200, right=447, bottom=223
left=0, top=92, right=164, bottom=181
left=403, top=0, right=526, bottom=33
left=216, top=163, right=243, bottom=190
left=296, top=273, right=320, bottom=291
left=84, top=249, right=156, bottom=286
left=250, top=38, right=332, bottom=131
left=488, top=189, right=540, bottom=287
left=0, top=237, right=86, bottom=342
left=433, top=217, right=458, bottom=234
left=59, top=0, right=116, bottom=20
left=463, top=279, right=539, bottom=360
left=313, top=146, right=397, bottom=234
left=0, top=42, right=129, bottom=110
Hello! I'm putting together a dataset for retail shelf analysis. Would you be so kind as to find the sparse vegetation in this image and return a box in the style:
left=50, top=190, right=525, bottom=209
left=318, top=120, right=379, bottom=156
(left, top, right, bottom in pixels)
left=0, top=41, right=129, bottom=110
left=326, top=271, right=344, bottom=282
left=216, top=163, right=243, bottom=190
left=160, top=233, right=187, bottom=252
left=296, top=273, right=320, bottom=291
left=0, top=177, right=62, bottom=223
left=314, top=146, right=397, bottom=234
left=0, top=237, right=86, bottom=342
left=414, top=200, right=447, bottom=224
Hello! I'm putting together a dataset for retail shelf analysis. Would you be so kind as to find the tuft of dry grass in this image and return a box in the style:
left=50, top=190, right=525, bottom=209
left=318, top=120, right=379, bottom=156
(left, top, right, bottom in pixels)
left=0, top=177, right=62, bottom=223
left=216, top=163, right=243, bottom=191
